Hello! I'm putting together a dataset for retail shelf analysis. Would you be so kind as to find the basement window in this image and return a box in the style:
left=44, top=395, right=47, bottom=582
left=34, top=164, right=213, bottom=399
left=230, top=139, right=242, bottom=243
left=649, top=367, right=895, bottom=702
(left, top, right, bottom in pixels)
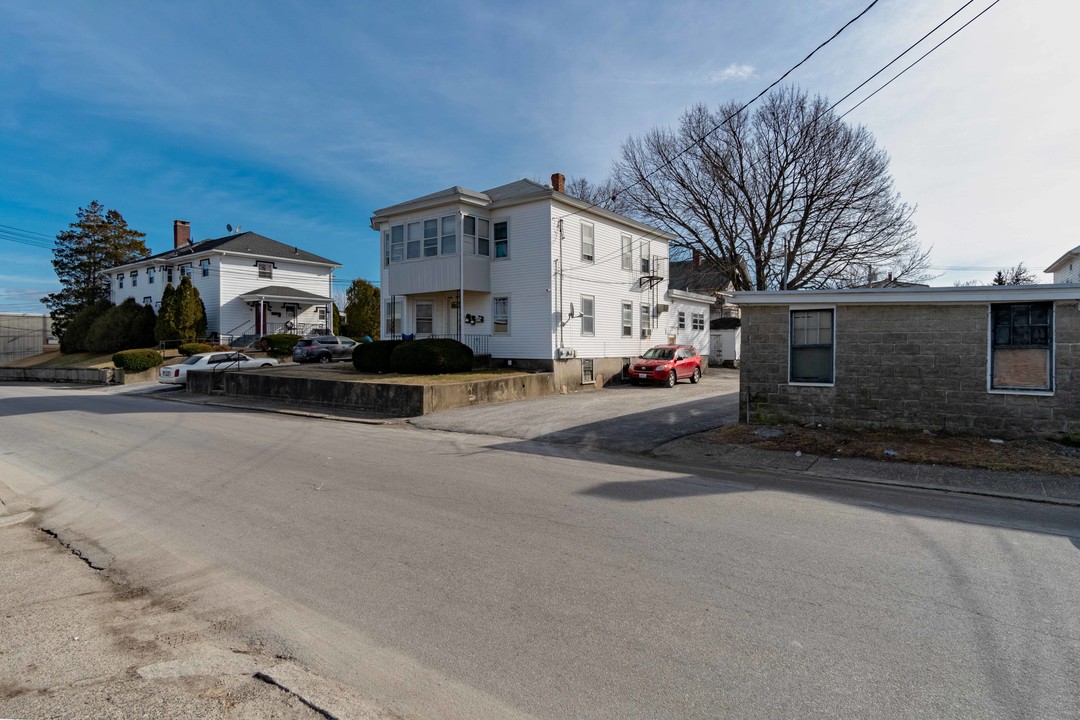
left=581, top=358, right=595, bottom=384
left=990, top=302, right=1053, bottom=392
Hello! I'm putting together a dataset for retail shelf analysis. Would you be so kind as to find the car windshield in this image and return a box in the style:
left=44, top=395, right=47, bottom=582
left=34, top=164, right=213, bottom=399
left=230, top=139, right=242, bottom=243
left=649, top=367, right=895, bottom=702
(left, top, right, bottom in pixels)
left=181, top=356, right=204, bottom=365
left=641, top=348, right=675, bottom=360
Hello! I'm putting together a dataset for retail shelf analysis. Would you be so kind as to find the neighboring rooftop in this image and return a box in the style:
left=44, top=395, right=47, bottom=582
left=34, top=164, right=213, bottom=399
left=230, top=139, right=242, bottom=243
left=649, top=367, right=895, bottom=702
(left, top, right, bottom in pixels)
left=1045, top=244, right=1080, bottom=274
left=111, top=230, right=340, bottom=271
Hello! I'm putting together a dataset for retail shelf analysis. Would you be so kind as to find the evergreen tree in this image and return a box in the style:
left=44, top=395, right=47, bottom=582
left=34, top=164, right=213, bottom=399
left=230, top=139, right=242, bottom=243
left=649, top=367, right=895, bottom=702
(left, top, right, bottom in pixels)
left=196, top=297, right=208, bottom=340
left=172, top=275, right=206, bottom=341
left=42, top=201, right=149, bottom=339
left=332, top=303, right=341, bottom=335
left=84, top=299, right=157, bottom=353
left=155, top=283, right=178, bottom=343
left=59, top=299, right=113, bottom=354
left=343, top=278, right=380, bottom=339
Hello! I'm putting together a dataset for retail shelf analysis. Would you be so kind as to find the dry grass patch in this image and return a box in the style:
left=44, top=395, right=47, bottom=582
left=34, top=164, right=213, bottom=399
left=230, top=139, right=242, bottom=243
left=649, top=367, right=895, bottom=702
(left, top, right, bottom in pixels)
left=6, top=351, right=118, bottom=369
left=710, top=423, right=1080, bottom=476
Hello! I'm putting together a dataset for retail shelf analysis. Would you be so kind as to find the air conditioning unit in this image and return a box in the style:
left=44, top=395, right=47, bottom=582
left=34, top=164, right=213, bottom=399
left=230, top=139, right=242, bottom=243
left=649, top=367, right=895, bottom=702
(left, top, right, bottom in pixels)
left=655, top=303, right=669, bottom=315
left=555, top=347, right=577, bottom=360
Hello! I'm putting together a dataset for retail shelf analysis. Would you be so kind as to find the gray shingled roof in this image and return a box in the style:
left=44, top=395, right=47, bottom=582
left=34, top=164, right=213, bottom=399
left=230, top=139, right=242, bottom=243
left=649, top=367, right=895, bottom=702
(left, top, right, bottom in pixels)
left=668, top=260, right=732, bottom=294
left=239, top=285, right=332, bottom=301
left=140, top=231, right=339, bottom=266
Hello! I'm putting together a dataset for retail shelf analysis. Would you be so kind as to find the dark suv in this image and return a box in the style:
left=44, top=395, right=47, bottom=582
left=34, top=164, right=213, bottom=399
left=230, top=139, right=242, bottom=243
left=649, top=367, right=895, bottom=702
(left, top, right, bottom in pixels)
left=292, top=335, right=358, bottom=363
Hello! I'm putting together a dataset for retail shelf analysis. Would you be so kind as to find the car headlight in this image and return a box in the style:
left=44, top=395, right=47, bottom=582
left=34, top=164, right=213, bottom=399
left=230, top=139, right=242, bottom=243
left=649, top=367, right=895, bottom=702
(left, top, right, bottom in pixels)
left=656, top=364, right=669, bottom=371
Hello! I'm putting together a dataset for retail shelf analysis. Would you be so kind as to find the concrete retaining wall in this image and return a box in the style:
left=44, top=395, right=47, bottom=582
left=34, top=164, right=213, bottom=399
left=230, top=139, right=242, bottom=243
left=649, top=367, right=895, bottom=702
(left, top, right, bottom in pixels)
left=187, top=370, right=556, bottom=416
left=0, top=367, right=115, bottom=384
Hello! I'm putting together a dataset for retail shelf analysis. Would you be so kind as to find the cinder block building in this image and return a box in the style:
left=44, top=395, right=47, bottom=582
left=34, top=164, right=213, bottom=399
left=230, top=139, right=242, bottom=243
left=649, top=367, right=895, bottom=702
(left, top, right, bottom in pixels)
left=730, top=285, right=1080, bottom=437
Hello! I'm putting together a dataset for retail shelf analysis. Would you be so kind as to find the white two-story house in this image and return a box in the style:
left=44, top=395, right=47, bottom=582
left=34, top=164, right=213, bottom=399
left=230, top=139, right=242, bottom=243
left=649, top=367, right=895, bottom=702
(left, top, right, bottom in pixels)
left=371, top=174, right=713, bottom=390
left=1045, top=245, right=1080, bottom=284
left=108, top=221, right=340, bottom=342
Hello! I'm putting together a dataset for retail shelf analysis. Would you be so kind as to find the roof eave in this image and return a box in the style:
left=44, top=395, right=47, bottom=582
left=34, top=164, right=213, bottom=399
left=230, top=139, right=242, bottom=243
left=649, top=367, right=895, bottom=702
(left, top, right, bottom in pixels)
left=730, top=284, right=1080, bottom=305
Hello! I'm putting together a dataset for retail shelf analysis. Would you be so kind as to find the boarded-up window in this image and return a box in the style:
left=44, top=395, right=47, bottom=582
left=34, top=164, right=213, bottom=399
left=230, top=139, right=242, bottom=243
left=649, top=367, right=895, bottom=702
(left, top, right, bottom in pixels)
left=991, top=303, right=1052, bottom=390
left=790, top=309, right=833, bottom=384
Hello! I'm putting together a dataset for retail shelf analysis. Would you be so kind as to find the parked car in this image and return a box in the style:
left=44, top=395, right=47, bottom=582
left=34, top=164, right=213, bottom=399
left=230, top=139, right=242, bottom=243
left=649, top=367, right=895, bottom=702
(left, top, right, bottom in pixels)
left=292, top=335, right=358, bottom=363
left=629, top=345, right=702, bottom=388
left=158, top=351, right=278, bottom=385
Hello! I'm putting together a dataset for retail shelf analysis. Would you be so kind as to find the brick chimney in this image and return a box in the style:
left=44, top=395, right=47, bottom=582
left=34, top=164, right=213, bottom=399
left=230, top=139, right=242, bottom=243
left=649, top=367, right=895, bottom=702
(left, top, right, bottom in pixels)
left=551, top=173, right=565, bottom=193
left=174, top=220, right=191, bottom=249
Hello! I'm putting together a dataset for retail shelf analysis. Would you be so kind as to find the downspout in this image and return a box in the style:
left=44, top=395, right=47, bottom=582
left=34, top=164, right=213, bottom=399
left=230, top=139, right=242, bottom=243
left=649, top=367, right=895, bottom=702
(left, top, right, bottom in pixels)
left=459, top=211, right=465, bottom=341
left=328, top=267, right=334, bottom=334
left=557, top=217, right=564, bottom=348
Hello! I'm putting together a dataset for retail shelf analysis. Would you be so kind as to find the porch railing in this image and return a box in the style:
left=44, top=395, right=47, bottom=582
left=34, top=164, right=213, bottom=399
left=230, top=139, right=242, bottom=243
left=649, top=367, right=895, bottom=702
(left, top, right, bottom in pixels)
left=385, top=333, right=491, bottom=355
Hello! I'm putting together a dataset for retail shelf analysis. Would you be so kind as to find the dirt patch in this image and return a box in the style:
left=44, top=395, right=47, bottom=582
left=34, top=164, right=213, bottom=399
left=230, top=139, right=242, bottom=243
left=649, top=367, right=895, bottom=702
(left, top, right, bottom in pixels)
left=268, top=363, right=535, bottom=385
left=709, top=423, right=1080, bottom=476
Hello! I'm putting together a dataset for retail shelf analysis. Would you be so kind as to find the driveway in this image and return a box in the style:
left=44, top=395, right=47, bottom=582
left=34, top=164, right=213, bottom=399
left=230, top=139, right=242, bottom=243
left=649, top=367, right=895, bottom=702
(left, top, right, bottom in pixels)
left=410, top=368, right=740, bottom=452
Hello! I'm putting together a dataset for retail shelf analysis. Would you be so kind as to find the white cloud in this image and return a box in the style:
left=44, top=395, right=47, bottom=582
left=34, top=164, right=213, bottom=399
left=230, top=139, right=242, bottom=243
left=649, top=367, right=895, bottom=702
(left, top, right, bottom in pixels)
left=707, top=64, right=756, bottom=83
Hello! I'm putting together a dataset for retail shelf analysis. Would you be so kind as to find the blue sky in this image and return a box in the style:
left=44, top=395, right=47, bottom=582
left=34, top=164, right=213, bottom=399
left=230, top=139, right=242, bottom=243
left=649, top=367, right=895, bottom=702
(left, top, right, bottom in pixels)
left=1, top=0, right=1077, bottom=312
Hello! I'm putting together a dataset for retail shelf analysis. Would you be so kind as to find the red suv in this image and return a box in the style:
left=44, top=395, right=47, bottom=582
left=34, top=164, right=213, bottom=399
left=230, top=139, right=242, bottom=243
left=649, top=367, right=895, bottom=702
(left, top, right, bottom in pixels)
left=629, top=345, right=702, bottom=387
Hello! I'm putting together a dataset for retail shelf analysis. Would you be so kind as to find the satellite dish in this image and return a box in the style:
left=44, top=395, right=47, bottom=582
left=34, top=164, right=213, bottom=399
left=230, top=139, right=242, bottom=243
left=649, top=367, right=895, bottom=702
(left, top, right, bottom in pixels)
left=226, top=224, right=233, bottom=232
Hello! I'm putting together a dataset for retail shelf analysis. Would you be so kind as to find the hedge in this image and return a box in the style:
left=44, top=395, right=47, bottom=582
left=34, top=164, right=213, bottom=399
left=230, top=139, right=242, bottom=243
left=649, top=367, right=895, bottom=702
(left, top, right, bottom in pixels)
left=352, top=339, right=402, bottom=373
left=112, top=349, right=163, bottom=373
left=389, top=338, right=473, bottom=375
left=259, top=333, right=303, bottom=356
left=178, top=342, right=213, bottom=356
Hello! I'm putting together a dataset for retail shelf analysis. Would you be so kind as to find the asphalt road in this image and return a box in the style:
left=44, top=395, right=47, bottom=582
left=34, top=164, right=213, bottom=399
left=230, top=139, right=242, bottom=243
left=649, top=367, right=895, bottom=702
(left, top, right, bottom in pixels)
left=1, top=382, right=1078, bottom=719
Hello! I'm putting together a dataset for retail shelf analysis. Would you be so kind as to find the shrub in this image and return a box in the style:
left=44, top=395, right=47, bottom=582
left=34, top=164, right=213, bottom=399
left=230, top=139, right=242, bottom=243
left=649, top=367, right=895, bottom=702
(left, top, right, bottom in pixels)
left=352, top=339, right=402, bottom=373
left=259, top=333, right=302, bottom=356
left=83, top=299, right=157, bottom=354
left=178, top=342, right=213, bottom=356
left=112, top=349, right=163, bottom=372
left=390, top=338, right=473, bottom=375
left=60, top=299, right=113, bottom=353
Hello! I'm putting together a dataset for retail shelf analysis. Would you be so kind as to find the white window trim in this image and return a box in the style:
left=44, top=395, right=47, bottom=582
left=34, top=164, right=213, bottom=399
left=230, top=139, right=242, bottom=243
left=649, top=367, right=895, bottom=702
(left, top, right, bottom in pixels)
left=985, top=302, right=1055, bottom=396
left=621, top=302, right=633, bottom=338
left=415, top=300, right=434, bottom=335
left=581, top=358, right=595, bottom=385
left=621, top=234, right=633, bottom=271
left=581, top=222, right=595, bottom=263
left=493, top=295, right=510, bottom=336
left=580, top=294, right=595, bottom=336
left=787, top=304, right=836, bottom=387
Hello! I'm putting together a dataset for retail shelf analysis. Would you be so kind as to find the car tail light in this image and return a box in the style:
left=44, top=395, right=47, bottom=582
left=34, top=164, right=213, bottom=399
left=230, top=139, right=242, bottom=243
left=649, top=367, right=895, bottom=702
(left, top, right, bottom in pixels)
left=173, top=369, right=180, bottom=377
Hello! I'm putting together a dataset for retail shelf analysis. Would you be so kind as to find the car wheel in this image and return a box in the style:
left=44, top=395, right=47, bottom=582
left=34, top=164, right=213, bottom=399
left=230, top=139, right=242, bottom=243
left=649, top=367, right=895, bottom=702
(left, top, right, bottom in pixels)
left=318, top=354, right=331, bottom=364
left=666, top=370, right=677, bottom=388
left=260, top=363, right=273, bottom=368
left=690, top=367, right=701, bottom=384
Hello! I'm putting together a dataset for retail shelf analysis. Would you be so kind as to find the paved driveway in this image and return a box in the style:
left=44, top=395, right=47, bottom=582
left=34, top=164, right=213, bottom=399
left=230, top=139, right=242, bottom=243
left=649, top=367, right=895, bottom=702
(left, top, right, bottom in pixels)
left=411, top=368, right=740, bottom=452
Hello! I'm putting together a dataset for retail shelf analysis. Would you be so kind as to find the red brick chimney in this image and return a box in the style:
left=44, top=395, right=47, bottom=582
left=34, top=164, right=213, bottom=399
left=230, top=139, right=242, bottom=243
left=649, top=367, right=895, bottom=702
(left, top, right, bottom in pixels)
left=174, top=220, right=190, bottom=249
left=551, top=173, right=565, bottom=193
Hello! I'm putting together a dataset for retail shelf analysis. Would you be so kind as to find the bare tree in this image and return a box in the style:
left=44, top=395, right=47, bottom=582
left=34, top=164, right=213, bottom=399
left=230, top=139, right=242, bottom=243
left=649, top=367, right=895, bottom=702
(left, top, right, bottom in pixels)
left=564, top=176, right=629, bottom=214
left=991, top=263, right=1038, bottom=285
left=611, top=86, right=929, bottom=290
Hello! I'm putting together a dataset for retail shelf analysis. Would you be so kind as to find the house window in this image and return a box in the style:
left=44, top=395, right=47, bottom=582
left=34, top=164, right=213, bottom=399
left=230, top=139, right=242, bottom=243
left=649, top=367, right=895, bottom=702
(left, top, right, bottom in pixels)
left=477, top=218, right=489, bottom=256
left=581, top=295, right=594, bottom=336
left=581, top=222, right=594, bottom=262
left=640, top=304, right=651, bottom=339
left=166, top=266, right=174, bottom=284
left=407, top=222, right=422, bottom=259
left=142, top=296, right=152, bottom=306
left=582, top=358, right=595, bottom=384
left=415, top=301, right=433, bottom=335
left=117, top=273, right=124, bottom=289
left=386, top=298, right=404, bottom=334
left=640, top=240, right=651, bottom=273
left=677, top=311, right=686, bottom=330
left=383, top=230, right=391, bottom=266
left=180, top=263, right=193, bottom=278
left=200, top=259, right=210, bottom=277
left=147, top=267, right=155, bottom=285
left=130, top=270, right=138, bottom=287
left=423, top=219, right=439, bottom=257
left=493, top=296, right=509, bottom=335
left=390, top=225, right=404, bottom=262
left=494, top=221, right=509, bottom=258
left=317, top=307, right=327, bottom=321
left=692, top=312, right=705, bottom=331
left=790, top=309, right=834, bottom=384
left=990, top=302, right=1052, bottom=391
left=622, top=302, right=633, bottom=337
left=621, top=234, right=633, bottom=271
left=256, top=262, right=271, bottom=279
left=441, top=215, right=456, bottom=254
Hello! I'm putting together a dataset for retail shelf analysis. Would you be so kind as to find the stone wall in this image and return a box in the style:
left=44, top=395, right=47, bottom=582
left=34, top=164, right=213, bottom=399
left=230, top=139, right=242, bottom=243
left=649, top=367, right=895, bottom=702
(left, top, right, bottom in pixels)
left=740, top=301, right=1079, bottom=437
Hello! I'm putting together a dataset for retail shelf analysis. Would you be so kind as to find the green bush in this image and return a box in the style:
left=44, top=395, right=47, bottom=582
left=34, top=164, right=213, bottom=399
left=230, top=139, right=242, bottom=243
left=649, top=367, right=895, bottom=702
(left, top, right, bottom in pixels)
left=258, top=333, right=302, bottom=356
left=60, top=299, right=113, bottom=353
left=112, top=349, right=163, bottom=372
left=85, top=299, right=157, bottom=354
left=352, top=339, right=402, bottom=373
left=178, top=342, right=213, bottom=356
left=390, top=338, right=473, bottom=375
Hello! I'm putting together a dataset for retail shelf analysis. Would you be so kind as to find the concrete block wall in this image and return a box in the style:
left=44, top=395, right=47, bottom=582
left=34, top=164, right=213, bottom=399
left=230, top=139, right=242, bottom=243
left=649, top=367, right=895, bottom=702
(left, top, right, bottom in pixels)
left=740, top=301, right=1080, bottom=437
